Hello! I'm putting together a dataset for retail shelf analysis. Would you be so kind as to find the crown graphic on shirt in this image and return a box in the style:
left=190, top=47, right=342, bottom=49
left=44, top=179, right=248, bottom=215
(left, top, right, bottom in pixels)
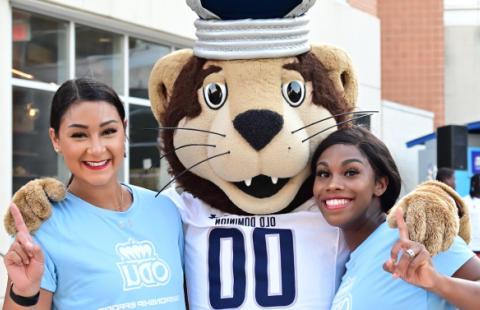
left=115, top=239, right=156, bottom=261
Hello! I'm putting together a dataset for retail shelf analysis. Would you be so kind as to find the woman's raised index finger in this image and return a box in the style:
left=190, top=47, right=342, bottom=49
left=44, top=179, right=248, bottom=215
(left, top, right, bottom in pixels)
left=395, top=207, right=410, bottom=241
left=10, top=203, right=29, bottom=234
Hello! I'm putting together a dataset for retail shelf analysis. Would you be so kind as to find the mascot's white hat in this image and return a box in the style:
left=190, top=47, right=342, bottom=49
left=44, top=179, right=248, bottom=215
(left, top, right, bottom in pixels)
left=186, top=0, right=316, bottom=60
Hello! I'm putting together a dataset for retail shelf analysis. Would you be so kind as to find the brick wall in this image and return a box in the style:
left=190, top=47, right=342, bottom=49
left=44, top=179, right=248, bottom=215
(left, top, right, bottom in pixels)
left=378, top=0, right=445, bottom=127
left=348, top=0, right=377, bottom=16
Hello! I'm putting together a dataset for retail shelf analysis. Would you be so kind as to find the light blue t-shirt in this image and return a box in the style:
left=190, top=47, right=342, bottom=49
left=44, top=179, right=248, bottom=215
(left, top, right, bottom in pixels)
left=331, top=222, right=474, bottom=310
left=33, top=184, right=185, bottom=310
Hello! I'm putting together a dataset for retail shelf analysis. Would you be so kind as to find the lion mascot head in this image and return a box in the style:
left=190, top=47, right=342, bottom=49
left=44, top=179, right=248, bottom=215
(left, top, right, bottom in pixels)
left=149, top=0, right=358, bottom=215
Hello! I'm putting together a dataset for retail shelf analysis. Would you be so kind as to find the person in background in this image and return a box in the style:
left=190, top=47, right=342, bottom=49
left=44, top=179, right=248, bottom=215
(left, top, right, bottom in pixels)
left=312, top=126, right=480, bottom=310
left=464, top=174, right=480, bottom=257
left=2, top=78, right=186, bottom=309
left=436, top=167, right=456, bottom=190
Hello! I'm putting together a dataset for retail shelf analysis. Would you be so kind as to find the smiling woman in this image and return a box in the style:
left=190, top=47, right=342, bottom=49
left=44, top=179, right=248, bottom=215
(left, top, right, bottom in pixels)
left=311, top=126, right=480, bottom=310
left=49, top=101, right=126, bottom=190
left=47, top=80, right=125, bottom=193
left=3, top=78, right=186, bottom=310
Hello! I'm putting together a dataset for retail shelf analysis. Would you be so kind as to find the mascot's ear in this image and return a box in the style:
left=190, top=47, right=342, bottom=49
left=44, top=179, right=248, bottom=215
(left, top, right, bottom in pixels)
left=310, top=44, right=358, bottom=109
left=148, top=49, right=194, bottom=123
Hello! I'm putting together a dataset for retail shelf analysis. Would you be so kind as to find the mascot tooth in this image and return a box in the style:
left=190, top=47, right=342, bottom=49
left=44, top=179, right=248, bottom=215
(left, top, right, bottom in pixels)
left=7, top=0, right=470, bottom=309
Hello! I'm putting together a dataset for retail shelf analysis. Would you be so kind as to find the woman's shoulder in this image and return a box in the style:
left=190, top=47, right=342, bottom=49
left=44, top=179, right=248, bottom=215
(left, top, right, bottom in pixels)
left=32, top=195, right=84, bottom=241
left=126, top=184, right=181, bottom=216
left=358, top=223, right=398, bottom=252
left=433, top=236, right=475, bottom=276
left=125, top=183, right=155, bottom=196
left=47, top=194, right=81, bottom=219
left=444, top=236, right=473, bottom=257
left=126, top=184, right=174, bottom=203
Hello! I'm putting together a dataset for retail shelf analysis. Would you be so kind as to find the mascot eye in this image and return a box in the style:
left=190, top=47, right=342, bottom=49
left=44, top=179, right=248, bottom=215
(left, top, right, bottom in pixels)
left=203, top=82, right=227, bottom=110
left=282, top=80, right=305, bottom=107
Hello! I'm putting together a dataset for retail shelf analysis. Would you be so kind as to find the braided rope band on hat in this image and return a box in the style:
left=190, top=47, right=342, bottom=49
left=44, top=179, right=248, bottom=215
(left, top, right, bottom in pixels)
left=193, top=16, right=311, bottom=60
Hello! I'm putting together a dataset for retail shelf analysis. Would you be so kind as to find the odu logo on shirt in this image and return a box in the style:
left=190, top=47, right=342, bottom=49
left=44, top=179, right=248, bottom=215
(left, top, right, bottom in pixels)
left=115, top=239, right=171, bottom=291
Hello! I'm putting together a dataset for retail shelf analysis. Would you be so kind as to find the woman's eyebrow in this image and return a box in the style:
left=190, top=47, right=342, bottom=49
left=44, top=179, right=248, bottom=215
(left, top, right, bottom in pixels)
left=341, top=158, right=364, bottom=166
left=68, top=123, right=88, bottom=129
left=100, top=120, right=118, bottom=127
left=67, top=120, right=118, bottom=129
left=316, top=161, right=329, bottom=168
left=317, top=158, right=364, bottom=168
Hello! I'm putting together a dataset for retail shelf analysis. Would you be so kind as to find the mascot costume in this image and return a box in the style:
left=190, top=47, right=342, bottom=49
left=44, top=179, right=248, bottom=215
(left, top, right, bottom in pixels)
left=5, top=0, right=471, bottom=309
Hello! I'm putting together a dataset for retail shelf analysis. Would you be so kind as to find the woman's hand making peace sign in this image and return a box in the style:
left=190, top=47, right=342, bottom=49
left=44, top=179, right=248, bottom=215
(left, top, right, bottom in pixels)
left=383, top=208, right=439, bottom=290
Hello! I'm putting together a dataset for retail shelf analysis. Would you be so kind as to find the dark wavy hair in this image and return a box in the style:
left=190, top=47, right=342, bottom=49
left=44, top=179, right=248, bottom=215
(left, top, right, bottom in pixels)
left=310, top=126, right=402, bottom=213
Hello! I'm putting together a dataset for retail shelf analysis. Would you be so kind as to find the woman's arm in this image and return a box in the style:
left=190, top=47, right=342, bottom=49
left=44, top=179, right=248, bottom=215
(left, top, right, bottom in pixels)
left=3, top=279, right=53, bottom=310
left=427, top=257, right=480, bottom=310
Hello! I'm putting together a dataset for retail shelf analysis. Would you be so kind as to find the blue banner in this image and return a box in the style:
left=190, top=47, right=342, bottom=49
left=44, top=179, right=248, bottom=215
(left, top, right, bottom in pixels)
left=472, top=150, right=480, bottom=174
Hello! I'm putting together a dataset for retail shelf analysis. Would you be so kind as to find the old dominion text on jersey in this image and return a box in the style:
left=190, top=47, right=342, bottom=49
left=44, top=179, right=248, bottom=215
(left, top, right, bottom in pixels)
left=210, top=214, right=277, bottom=228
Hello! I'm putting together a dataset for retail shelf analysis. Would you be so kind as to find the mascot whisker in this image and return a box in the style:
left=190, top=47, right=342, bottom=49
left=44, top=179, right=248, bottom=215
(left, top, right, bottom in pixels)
left=302, top=112, right=375, bottom=143
left=145, top=126, right=226, bottom=137
left=159, top=143, right=217, bottom=160
left=291, top=109, right=378, bottom=133
left=157, top=150, right=231, bottom=196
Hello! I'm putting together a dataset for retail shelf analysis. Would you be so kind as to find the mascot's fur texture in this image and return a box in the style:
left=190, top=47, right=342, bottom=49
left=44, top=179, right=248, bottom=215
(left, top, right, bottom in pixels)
left=387, top=180, right=470, bottom=255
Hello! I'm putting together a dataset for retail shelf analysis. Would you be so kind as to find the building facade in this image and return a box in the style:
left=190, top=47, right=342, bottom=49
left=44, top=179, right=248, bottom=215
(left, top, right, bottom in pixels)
left=444, top=0, right=480, bottom=125
left=378, top=0, right=445, bottom=128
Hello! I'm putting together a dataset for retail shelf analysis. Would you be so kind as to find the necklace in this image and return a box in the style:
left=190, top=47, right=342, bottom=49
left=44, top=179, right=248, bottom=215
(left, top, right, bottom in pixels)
left=117, top=184, right=125, bottom=212
left=67, top=184, right=125, bottom=211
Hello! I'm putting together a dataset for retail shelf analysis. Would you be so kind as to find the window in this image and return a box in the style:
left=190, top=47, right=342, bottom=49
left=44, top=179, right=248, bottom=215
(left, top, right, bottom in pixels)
left=11, top=8, right=182, bottom=193
left=12, top=10, right=69, bottom=192
left=352, top=113, right=371, bottom=130
left=129, top=104, right=163, bottom=191
left=12, top=87, right=62, bottom=191
left=12, top=10, right=68, bottom=84
left=129, top=38, right=170, bottom=99
left=127, top=37, right=174, bottom=191
left=76, top=25, right=124, bottom=94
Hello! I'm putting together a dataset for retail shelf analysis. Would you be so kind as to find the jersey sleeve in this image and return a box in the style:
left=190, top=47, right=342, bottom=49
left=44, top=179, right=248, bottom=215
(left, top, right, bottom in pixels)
left=432, top=236, right=475, bottom=276
left=178, top=215, right=185, bottom=267
left=161, top=186, right=188, bottom=221
left=157, top=192, right=185, bottom=266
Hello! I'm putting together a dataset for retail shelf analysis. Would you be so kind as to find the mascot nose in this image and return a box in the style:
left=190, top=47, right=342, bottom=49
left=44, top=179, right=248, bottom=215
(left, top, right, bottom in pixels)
left=233, top=110, right=284, bottom=151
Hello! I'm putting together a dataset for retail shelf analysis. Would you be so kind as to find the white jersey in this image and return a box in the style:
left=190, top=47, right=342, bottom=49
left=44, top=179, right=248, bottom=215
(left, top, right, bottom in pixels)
left=164, top=188, right=349, bottom=310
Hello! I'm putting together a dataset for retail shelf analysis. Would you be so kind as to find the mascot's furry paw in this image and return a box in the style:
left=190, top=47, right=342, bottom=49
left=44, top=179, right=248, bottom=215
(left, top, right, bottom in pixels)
left=4, top=177, right=65, bottom=235
left=387, top=180, right=470, bottom=256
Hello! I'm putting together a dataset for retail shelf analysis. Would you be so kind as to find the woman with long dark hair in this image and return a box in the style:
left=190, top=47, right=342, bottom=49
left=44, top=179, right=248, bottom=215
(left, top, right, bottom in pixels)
left=3, top=78, right=186, bottom=309
left=312, top=126, right=480, bottom=309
